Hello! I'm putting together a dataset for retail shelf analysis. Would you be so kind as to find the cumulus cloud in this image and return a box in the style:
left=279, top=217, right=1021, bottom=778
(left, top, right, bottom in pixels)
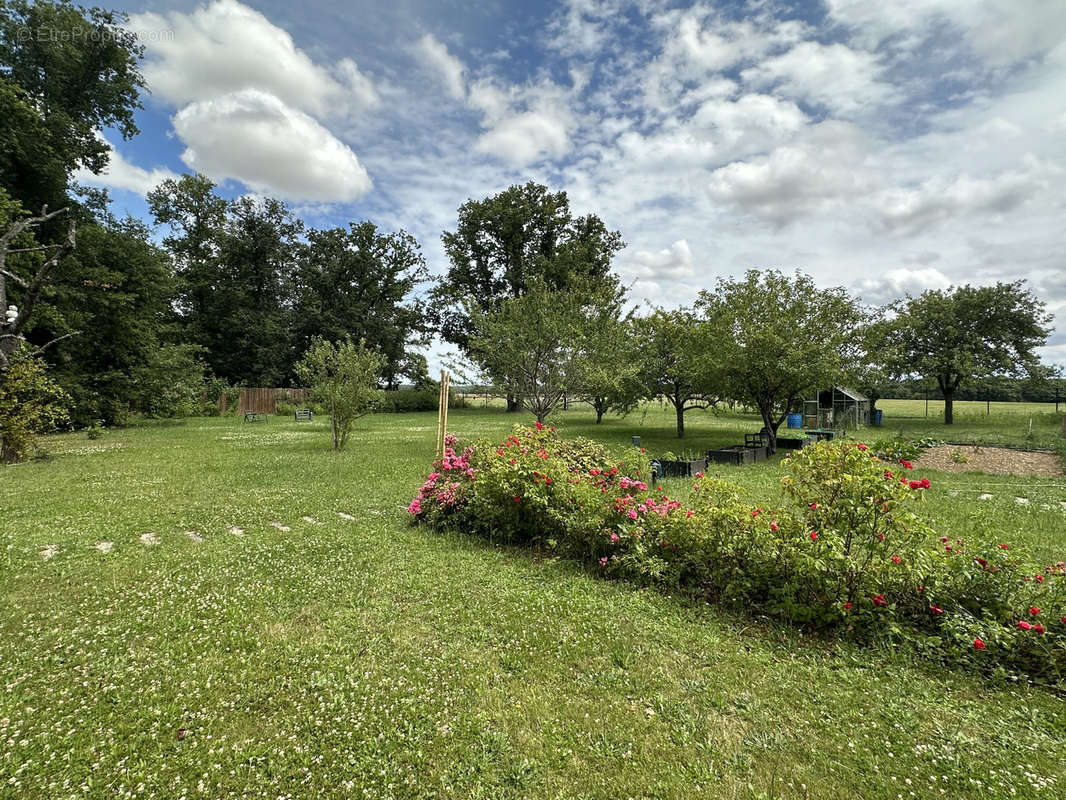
left=172, top=90, right=372, bottom=202
left=740, top=41, right=895, bottom=115
left=854, top=267, right=953, bottom=304
left=624, top=240, right=695, bottom=281
left=706, top=121, right=871, bottom=225
left=413, top=34, right=466, bottom=100
left=826, top=0, right=1066, bottom=65
left=133, top=0, right=378, bottom=118
left=74, top=135, right=177, bottom=196
left=870, top=161, right=1049, bottom=235
left=473, top=110, right=571, bottom=166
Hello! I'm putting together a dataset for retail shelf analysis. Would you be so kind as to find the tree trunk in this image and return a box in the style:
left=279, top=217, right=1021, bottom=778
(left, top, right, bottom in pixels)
left=944, top=389, right=954, bottom=425
left=506, top=394, right=520, bottom=412
left=596, top=407, right=604, bottom=424
left=675, top=401, right=685, bottom=438
left=759, top=406, right=777, bottom=454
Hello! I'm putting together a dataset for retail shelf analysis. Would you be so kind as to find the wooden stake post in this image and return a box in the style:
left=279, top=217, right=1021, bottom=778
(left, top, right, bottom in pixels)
left=436, top=370, right=451, bottom=458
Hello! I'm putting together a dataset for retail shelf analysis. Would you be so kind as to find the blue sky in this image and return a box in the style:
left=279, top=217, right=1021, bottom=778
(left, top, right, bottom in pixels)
left=79, top=0, right=1066, bottom=367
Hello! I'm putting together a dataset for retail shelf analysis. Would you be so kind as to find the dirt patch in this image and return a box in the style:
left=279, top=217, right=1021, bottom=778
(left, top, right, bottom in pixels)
left=915, top=445, right=1064, bottom=478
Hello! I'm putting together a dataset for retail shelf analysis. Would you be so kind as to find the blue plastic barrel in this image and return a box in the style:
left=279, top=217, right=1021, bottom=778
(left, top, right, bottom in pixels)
left=873, top=409, right=883, bottom=426
left=786, top=413, right=803, bottom=429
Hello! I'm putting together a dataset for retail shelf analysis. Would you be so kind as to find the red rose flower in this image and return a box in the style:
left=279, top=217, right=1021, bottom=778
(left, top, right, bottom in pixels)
left=1029, top=606, right=1041, bottom=616
left=1017, top=620, right=1032, bottom=630
left=973, top=638, right=986, bottom=650
left=844, top=601, right=852, bottom=610
left=809, top=531, right=818, bottom=541
left=1034, top=624, right=1045, bottom=635
left=892, top=555, right=901, bottom=564
left=872, top=593, right=887, bottom=607
left=999, top=543, right=1009, bottom=550
left=930, top=605, right=943, bottom=614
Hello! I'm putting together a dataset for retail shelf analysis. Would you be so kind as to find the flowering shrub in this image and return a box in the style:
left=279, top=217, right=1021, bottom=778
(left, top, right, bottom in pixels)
left=410, top=429, right=1065, bottom=684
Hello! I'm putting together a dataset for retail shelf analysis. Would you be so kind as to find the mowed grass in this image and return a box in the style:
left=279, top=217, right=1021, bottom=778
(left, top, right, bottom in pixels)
left=1, top=404, right=1065, bottom=799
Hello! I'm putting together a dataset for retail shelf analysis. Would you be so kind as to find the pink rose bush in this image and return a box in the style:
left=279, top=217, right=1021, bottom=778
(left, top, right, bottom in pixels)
left=410, top=429, right=1065, bottom=683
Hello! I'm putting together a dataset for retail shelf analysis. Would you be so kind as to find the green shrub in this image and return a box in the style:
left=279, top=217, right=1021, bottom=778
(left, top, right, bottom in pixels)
left=379, top=387, right=462, bottom=413
left=410, top=430, right=1065, bottom=684
left=0, top=348, right=71, bottom=462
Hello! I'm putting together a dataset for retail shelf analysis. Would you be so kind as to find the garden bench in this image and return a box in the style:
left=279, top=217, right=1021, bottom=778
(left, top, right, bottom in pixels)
left=294, top=408, right=313, bottom=421
left=244, top=412, right=267, bottom=423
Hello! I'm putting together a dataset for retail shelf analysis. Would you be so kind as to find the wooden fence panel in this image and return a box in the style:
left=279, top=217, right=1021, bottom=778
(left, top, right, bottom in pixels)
left=237, top=387, right=310, bottom=415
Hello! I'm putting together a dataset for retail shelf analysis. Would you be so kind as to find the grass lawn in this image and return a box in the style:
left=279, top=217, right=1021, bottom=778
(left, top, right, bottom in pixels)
left=2, top=404, right=1065, bottom=799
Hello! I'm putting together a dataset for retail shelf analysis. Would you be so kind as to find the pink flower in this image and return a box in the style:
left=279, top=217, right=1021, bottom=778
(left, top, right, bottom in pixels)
left=856, top=443, right=867, bottom=451
left=892, top=555, right=901, bottom=564
left=627, top=509, right=637, bottom=520
left=599, top=556, right=608, bottom=566
left=1017, top=620, right=1032, bottom=630
left=407, top=499, right=421, bottom=515
left=686, top=510, right=694, bottom=518
left=930, top=605, right=943, bottom=614
left=609, top=533, right=620, bottom=543
left=770, top=521, right=779, bottom=532
left=1035, top=574, right=1044, bottom=583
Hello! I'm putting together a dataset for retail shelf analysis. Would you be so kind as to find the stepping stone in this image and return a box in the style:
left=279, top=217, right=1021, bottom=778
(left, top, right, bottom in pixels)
left=1060, top=501, right=1066, bottom=510
left=227, top=526, right=244, bottom=536
left=139, top=531, right=160, bottom=546
left=1015, top=497, right=1029, bottom=505
left=947, top=490, right=959, bottom=497
left=270, top=522, right=291, bottom=532
left=979, top=493, right=993, bottom=500
left=40, top=544, right=59, bottom=561
left=301, top=516, right=321, bottom=525
left=337, top=512, right=356, bottom=521
left=94, top=541, right=114, bottom=554
left=183, top=531, right=203, bottom=544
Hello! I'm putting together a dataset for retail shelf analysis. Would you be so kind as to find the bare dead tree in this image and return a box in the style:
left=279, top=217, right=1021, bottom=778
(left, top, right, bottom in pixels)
left=0, top=206, right=78, bottom=371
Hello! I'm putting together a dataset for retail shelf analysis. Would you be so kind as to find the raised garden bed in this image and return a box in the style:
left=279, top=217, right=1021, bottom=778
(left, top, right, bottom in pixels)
left=775, top=436, right=812, bottom=450
left=706, top=445, right=766, bottom=466
left=651, top=457, right=707, bottom=478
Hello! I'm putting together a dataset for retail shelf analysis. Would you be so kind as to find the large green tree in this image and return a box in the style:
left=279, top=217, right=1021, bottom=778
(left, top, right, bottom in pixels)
left=434, top=182, right=624, bottom=410
left=469, top=280, right=622, bottom=424
left=632, top=308, right=721, bottom=439
left=39, top=216, right=202, bottom=424
left=148, top=178, right=302, bottom=386
left=697, top=270, right=865, bottom=453
left=883, top=282, right=1051, bottom=425
left=292, top=222, right=430, bottom=389
left=1, top=0, right=144, bottom=212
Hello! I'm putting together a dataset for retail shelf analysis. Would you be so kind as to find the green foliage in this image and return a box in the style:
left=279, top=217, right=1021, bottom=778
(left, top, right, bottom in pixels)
left=379, top=387, right=457, bottom=413
left=295, top=337, right=384, bottom=450
left=0, top=0, right=145, bottom=211
left=883, top=282, right=1052, bottom=424
left=0, top=346, right=69, bottom=461
left=412, top=432, right=1065, bottom=683
left=468, top=280, right=625, bottom=423
left=870, top=435, right=941, bottom=462
left=292, top=222, right=430, bottom=389
left=697, top=270, right=865, bottom=451
left=632, top=307, right=718, bottom=438
left=433, top=182, right=625, bottom=356
left=34, top=217, right=202, bottom=425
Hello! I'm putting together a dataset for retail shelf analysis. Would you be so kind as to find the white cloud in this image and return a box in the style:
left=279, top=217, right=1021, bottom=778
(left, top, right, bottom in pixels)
left=854, top=267, right=953, bottom=304
left=706, top=121, right=871, bottom=225
left=172, top=90, right=372, bottom=202
left=474, top=110, right=570, bottom=166
left=413, top=34, right=466, bottom=100
left=624, top=240, right=695, bottom=281
left=870, top=160, right=1049, bottom=235
left=741, top=41, right=895, bottom=115
left=74, top=135, right=177, bottom=196
left=826, top=0, right=1066, bottom=65
left=132, top=0, right=378, bottom=118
